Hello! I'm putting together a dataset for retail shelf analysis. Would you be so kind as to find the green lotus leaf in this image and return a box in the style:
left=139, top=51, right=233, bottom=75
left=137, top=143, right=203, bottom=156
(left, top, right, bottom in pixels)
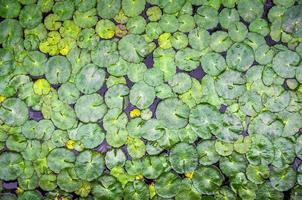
left=21, top=140, right=42, bottom=161
left=105, top=149, right=126, bottom=170
left=71, top=123, right=105, bottom=149
left=270, top=165, right=297, bottom=191
left=105, top=84, right=129, bottom=109
left=153, top=48, right=176, bottom=80
left=248, top=111, right=283, bottom=138
left=127, top=16, right=146, bottom=35
left=246, top=164, right=269, bottom=184
left=159, top=14, right=179, bottom=33
left=18, top=171, right=39, bottom=190
left=282, top=5, right=302, bottom=37
left=156, top=98, right=190, bottom=129
left=237, top=0, right=263, bottom=22
left=19, top=5, right=42, bottom=28
left=256, top=181, right=284, bottom=199
left=141, top=156, right=168, bottom=179
left=57, top=168, right=81, bottom=192
left=118, top=34, right=148, bottom=63
left=23, top=51, right=47, bottom=77
left=197, top=140, right=220, bottom=165
left=0, top=98, right=28, bottom=126
left=226, top=43, right=254, bottom=72
left=234, top=136, right=251, bottom=154
left=127, top=137, right=146, bottom=159
left=188, top=28, right=210, bottom=51
left=75, top=94, right=107, bottom=123
left=272, top=137, right=295, bottom=168
left=214, top=186, right=236, bottom=200
left=169, top=142, right=198, bottom=174
left=0, top=0, right=21, bottom=19
left=210, top=31, right=233, bottom=53
left=189, top=104, right=222, bottom=139
left=249, top=18, right=270, bottom=36
left=228, top=22, right=248, bottom=42
left=75, top=64, right=105, bottom=94
left=155, top=172, right=181, bottom=198
left=124, top=181, right=149, bottom=200
left=144, top=68, right=164, bottom=87
left=75, top=150, right=104, bottom=181
left=17, top=191, right=42, bottom=200
left=103, top=108, right=128, bottom=133
left=50, top=129, right=68, bottom=148
left=0, top=48, right=14, bottom=77
left=45, top=56, right=71, bottom=84
left=175, top=48, right=200, bottom=71
left=201, top=52, right=226, bottom=76
left=91, top=40, right=119, bottom=68
left=107, top=58, right=129, bottom=77
left=35, top=119, right=55, bottom=140
left=192, top=166, right=224, bottom=195
left=141, top=119, right=166, bottom=141
left=238, top=91, right=263, bottom=117
left=52, top=0, right=74, bottom=21
left=47, top=148, right=75, bottom=173
left=39, top=173, right=57, bottom=191
left=95, top=19, right=115, bottom=39
left=215, top=114, right=243, bottom=142
left=0, top=19, right=23, bottom=45
left=0, top=152, right=24, bottom=181
left=215, top=70, right=246, bottom=100
left=58, top=82, right=80, bottom=104
left=125, top=159, right=143, bottom=176
left=219, top=8, right=239, bottom=29
left=168, top=73, right=192, bottom=94
left=127, top=118, right=144, bottom=138
left=92, top=175, right=123, bottom=200
left=21, top=121, right=37, bottom=142
left=219, top=152, right=247, bottom=177
left=49, top=101, right=77, bottom=130
left=130, top=81, right=155, bottom=109
left=97, top=0, right=120, bottom=19
left=215, top=140, right=234, bottom=156
left=246, top=134, right=275, bottom=165
left=272, top=50, right=300, bottom=78
left=194, top=6, right=218, bottom=30
left=122, top=0, right=145, bottom=17
left=127, top=63, right=147, bottom=83
left=6, top=134, right=27, bottom=152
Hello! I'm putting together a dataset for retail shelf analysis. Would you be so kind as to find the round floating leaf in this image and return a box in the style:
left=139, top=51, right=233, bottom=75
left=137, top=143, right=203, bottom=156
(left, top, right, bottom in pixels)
left=118, top=34, right=148, bottom=63
left=127, top=137, right=146, bottom=159
left=75, top=94, right=107, bottom=123
left=272, top=50, right=300, bottom=78
left=57, top=168, right=81, bottom=192
left=282, top=5, right=302, bottom=37
left=75, top=64, right=106, bottom=94
left=75, top=150, right=105, bottom=181
left=156, top=98, right=190, bottom=129
left=246, top=135, right=274, bottom=166
left=189, top=104, right=222, bottom=139
left=192, top=166, right=224, bottom=195
left=129, top=81, right=155, bottom=109
left=97, top=0, right=121, bottom=19
left=169, top=142, right=198, bottom=174
left=91, top=40, right=119, bottom=68
left=58, top=82, right=80, bottom=104
left=124, top=181, right=149, bottom=200
left=19, top=5, right=42, bottom=28
left=92, top=175, right=123, bottom=199
left=45, top=56, right=71, bottom=84
left=270, top=166, right=297, bottom=192
left=226, top=43, right=254, bottom=72
left=105, top=149, right=126, bottom=170
left=155, top=172, right=181, bottom=198
left=197, top=140, right=220, bottom=166
left=219, top=152, right=247, bottom=177
left=0, top=152, right=23, bottom=181
left=215, top=70, right=246, bottom=100
left=141, top=119, right=165, bottom=141
left=122, top=0, right=145, bottom=17
left=0, top=98, right=28, bottom=126
left=168, top=73, right=192, bottom=94
left=246, top=164, right=269, bottom=184
left=50, top=101, right=77, bottom=130
left=105, top=84, right=129, bottom=109
left=72, top=123, right=105, bottom=149
left=47, top=148, right=75, bottom=173
left=201, top=52, right=226, bottom=76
